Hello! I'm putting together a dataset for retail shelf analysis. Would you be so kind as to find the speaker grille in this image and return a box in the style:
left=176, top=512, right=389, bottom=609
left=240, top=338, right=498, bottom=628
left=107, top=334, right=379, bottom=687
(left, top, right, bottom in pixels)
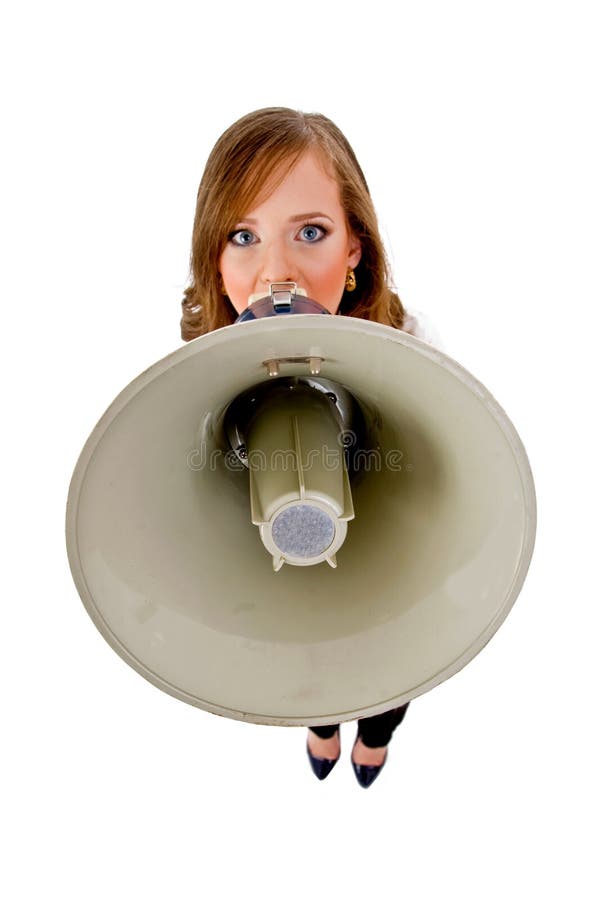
left=271, top=505, right=335, bottom=558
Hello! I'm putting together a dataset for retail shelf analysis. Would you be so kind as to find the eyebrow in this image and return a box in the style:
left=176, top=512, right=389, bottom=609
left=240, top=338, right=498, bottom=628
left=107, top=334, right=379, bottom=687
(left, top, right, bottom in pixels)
left=238, top=212, right=334, bottom=224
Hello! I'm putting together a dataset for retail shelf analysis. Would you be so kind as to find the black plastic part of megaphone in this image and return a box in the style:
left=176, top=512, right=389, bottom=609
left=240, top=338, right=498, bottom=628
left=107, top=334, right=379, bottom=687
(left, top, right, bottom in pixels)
left=221, top=376, right=370, bottom=473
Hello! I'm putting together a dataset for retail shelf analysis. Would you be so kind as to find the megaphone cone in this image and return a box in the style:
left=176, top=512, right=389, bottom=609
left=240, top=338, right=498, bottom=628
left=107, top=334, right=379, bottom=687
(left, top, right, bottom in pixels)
left=66, top=315, right=536, bottom=726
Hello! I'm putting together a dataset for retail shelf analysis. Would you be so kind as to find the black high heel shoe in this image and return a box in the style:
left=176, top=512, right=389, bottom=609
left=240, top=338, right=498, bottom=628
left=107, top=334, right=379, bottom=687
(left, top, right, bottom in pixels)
left=306, top=728, right=340, bottom=781
left=351, top=737, right=388, bottom=789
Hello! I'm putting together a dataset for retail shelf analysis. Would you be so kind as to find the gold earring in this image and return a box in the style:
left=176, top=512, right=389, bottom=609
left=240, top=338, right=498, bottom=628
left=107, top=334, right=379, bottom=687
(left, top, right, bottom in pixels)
left=345, top=267, right=357, bottom=292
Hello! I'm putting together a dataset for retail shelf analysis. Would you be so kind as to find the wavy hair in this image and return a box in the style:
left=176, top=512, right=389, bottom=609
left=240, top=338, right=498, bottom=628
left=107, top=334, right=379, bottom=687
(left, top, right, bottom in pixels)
left=181, top=107, right=405, bottom=340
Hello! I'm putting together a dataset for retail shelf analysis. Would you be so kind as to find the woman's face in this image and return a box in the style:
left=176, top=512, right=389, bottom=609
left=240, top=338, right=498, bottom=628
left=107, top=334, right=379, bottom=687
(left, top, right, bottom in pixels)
left=218, top=150, right=362, bottom=315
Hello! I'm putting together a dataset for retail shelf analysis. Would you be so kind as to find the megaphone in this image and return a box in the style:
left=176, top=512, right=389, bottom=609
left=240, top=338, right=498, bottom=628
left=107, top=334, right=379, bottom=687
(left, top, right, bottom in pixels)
left=66, top=290, right=536, bottom=727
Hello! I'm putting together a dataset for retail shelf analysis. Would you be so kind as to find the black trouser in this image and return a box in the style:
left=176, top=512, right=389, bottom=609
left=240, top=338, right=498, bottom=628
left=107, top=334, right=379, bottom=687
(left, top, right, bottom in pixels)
left=309, top=703, right=410, bottom=748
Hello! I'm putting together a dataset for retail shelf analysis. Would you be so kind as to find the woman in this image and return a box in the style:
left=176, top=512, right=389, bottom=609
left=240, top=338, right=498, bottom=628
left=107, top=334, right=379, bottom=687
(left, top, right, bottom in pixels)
left=181, top=107, right=432, bottom=788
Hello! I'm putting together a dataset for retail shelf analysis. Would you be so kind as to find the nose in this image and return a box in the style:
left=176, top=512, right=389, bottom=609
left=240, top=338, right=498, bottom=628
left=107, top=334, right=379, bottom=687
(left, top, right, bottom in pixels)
left=259, top=240, right=297, bottom=286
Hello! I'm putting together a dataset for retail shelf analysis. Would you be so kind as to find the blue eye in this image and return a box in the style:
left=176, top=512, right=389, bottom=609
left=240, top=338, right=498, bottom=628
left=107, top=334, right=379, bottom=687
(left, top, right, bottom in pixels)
left=230, top=230, right=256, bottom=246
left=300, top=224, right=326, bottom=242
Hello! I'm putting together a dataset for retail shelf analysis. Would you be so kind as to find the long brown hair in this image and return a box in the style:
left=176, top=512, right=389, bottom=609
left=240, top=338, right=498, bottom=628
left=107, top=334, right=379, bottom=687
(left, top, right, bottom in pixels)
left=181, top=107, right=405, bottom=340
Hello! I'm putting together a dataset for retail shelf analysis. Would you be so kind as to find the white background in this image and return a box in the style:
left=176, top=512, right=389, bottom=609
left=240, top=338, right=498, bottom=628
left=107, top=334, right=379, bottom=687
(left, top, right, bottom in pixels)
left=2, top=1, right=598, bottom=897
